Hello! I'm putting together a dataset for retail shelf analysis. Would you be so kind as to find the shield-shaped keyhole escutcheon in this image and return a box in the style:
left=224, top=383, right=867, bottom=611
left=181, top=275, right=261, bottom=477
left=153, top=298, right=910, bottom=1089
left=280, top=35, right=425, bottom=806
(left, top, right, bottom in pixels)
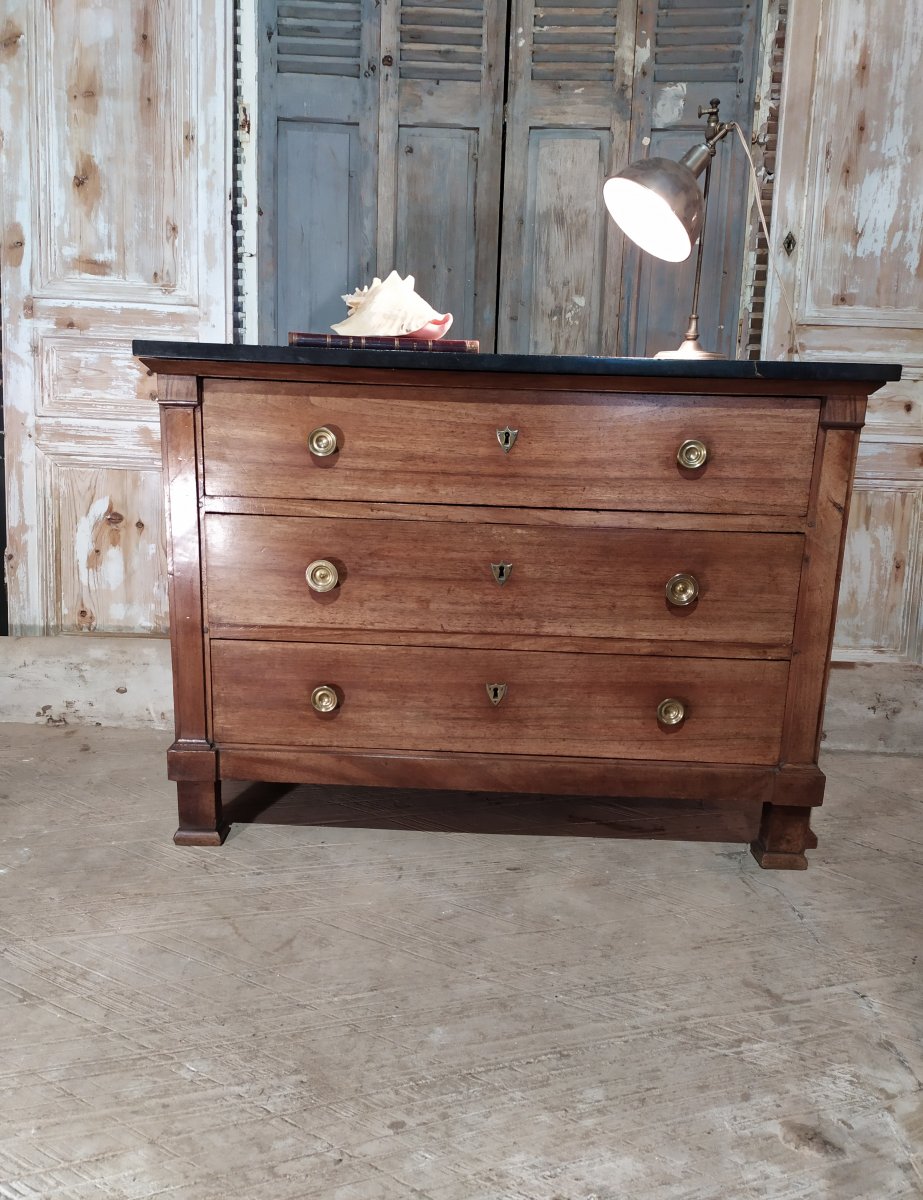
left=486, top=683, right=507, bottom=706
left=497, top=426, right=518, bottom=453
left=490, top=562, right=513, bottom=586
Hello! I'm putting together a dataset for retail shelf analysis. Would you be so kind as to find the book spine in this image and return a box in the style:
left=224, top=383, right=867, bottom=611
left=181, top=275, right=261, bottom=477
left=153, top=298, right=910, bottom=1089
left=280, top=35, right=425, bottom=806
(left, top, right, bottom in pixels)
left=288, top=332, right=479, bottom=352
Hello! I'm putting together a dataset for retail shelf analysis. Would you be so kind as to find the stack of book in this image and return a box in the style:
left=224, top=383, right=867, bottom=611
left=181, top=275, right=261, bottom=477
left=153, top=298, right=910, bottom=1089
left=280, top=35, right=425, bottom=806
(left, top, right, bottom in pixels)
left=288, top=331, right=479, bottom=353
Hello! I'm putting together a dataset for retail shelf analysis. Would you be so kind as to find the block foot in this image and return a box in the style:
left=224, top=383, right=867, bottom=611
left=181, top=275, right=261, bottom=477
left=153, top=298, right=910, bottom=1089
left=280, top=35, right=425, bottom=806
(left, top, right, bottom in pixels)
left=175, top=779, right=227, bottom=847
left=750, top=802, right=816, bottom=870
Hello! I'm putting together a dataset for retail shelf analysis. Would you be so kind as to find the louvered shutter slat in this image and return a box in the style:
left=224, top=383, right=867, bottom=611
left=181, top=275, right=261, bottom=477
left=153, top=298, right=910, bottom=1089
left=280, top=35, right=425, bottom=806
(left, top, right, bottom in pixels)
left=399, top=1, right=486, bottom=82
left=529, top=3, right=617, bottom=84
left=277, top=0, right=362, bottom=78
left=653, top=2, right=748, bottom=83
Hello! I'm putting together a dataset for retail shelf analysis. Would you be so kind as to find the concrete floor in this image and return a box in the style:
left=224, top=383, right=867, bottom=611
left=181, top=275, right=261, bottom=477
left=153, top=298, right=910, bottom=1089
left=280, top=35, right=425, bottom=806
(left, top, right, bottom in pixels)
left=0, top=725, right=920, bottom=1200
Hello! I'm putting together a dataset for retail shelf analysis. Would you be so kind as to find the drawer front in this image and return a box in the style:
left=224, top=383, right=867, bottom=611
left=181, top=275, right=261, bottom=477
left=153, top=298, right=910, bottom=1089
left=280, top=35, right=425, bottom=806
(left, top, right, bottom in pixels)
left=210, top=641, right=789, bottom=764
left=202, top=380, right=818, bottom=515
left=205, top=513, right=804, bottom=649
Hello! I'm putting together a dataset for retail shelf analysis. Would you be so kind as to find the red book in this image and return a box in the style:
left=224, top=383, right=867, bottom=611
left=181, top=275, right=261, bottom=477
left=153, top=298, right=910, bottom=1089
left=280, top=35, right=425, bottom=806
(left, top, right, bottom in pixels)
left=288, top=331, right=479, bottom=352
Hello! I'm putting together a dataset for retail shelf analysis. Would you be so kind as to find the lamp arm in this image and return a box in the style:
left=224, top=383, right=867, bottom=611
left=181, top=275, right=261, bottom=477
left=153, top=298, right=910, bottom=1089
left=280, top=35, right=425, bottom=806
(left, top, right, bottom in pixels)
left=680, top=121, right=737, bottom=179
left=683, top=157, right=713, bottom=345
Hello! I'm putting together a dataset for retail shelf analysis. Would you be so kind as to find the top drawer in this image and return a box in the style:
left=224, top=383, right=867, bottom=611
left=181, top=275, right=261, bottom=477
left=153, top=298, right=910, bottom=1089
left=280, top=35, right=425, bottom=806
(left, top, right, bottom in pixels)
left=201, top=380, right=819, bottom=516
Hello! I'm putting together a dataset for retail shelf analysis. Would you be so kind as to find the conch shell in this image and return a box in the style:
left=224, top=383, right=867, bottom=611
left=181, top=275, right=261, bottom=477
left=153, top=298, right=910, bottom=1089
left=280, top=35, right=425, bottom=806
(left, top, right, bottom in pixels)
left=331, top=270, right=453, bottom=338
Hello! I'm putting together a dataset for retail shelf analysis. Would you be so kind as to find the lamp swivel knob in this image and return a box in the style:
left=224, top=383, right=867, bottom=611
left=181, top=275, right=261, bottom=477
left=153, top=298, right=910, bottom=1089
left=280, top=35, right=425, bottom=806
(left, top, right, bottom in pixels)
left=677, top=439, right=708, bottom=470
left=308, top=426, right=338, bottom=457
left=306, top=559, right=339, bottom=592
left=311, top=685, right=339, bottom=713
left=657, top=698, right=686, bottom=726
left=665, top=572, right=699, bottom=606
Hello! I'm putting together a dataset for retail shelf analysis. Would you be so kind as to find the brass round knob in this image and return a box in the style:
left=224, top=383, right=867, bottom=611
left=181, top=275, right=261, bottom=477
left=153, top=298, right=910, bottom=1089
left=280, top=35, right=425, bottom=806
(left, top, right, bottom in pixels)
left=306, top=559, right=339, bottom=592
left=311, top=685, right=339, bottom=713
left=665, top=572, right=699, bottom=606
left=308, top=426, right=338, bottom=456
left=657, top=698, right=686, bottom=726
left=676, top=439, right=708, bottom=469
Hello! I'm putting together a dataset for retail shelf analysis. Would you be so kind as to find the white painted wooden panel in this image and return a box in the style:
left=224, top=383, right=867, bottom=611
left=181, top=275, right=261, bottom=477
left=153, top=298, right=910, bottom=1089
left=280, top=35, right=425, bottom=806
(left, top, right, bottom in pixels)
left=1, top=0, right=231, bottom=636
left=800, top=4, right=923, bottom=324
left=32, top=1, right=195, bottom=302
left=764, top=0, right=923, bottom=669
left=45, top=461, right=169, bottom=636
left=835, top=486, right=923, bottom=663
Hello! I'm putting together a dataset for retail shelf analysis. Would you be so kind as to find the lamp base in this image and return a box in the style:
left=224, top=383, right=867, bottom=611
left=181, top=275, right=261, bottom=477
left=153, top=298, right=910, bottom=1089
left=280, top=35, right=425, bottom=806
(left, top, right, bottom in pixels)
left=654, top=335, right=725, bottom=360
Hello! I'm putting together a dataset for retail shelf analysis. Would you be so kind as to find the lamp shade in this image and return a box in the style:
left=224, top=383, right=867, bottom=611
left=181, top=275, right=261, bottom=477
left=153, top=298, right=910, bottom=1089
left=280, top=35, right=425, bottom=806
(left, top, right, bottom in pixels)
left=602, top=156, right=705, bottom=263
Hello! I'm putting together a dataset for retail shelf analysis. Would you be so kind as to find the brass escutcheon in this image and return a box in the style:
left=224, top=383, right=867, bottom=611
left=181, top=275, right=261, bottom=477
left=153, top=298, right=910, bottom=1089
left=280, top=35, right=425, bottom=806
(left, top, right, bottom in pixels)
left=486, top=682, right=507, bottom=706
left=496, top=426, right=519, bottom=453
left=306, top=559, right=339, bottom=592
left=490, top=562, right=513, bottom=586
left=676, top=438, right=708, bottom=470
left=665, top=572, right=699, bottom=606
left=657, top=697, right=686, bottom=726
left=311, top=685, right=339, bottom=713
left=308, top=426, right=338, bottom=456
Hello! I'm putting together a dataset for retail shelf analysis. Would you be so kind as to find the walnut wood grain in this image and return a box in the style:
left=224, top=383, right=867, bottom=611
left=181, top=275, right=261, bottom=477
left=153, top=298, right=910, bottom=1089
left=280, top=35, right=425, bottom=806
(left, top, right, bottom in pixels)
left=201, top=495, right=806, bottom=534
left=204, top=513, right=804, bottom=649
left=210, top=640, right=789, bottom=765
left=218, top=745, right=775, bottom=806
left=148, top=354, right=884, bottom=866
left=206, top=627, right=794, bottom=660
left=768, top=763, right=826, bottom=808
left=750, top=803, right=818, bottom=869
left=780, top=423, right=862, bottom=764
left=173, top=782, right=227, bottom=846
left=159, top=376, right=223, bottom=842
left=201, top=380, right=819, bottom=516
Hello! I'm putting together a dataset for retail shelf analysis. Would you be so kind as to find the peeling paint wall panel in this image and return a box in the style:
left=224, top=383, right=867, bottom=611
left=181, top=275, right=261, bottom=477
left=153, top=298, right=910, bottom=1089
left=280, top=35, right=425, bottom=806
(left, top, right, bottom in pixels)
left=0, top=636, right=173, bottom=729
left=803, top=4, right=923, bottom=317
left=48, top=463, right=169, bottom=636
left=1, top=0, right=232, bottom=636
left=836, top=486, right=923, bottom=662
left=35, top=2, right=193, bottom=299
left=764, top=0, right=923, bottom=674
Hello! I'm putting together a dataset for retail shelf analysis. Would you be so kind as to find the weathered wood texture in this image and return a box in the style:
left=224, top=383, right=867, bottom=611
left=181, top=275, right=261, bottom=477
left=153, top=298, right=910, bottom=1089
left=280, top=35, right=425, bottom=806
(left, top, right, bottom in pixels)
left=257, top=0, right=505, bottom=344
left=252, top=0, right=764, bottom=354
left=496, top=0, right=633, bottom=354
left=0, top=0, right=231, bottom=636
left=621, top=0, right=762, bottom=357
left=48, top=462, right=168, bottom=635
left=764, top=0, right=923, bottom=669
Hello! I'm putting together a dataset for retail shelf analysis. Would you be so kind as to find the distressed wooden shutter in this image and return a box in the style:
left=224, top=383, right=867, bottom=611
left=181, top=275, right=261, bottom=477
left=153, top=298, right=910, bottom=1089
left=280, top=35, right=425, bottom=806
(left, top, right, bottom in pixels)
left=260, top=0, right=504, bottom=343
left=375, top=0, right=505, bottom=342
left=619, top=0, right=761, bottom=357
left=257, top=0, right=380, bottom=341
left=496, top=0, right=636, bottom=354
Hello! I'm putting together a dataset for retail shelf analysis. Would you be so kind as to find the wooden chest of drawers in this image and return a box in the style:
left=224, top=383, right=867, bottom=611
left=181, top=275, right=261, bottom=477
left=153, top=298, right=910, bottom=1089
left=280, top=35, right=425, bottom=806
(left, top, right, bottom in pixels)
left=137, top=343, right=899, bottom=869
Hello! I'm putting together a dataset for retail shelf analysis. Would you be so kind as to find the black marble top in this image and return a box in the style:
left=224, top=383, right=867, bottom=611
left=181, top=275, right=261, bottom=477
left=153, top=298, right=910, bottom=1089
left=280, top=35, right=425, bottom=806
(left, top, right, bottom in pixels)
left=133, top=340, right=902, bottom=384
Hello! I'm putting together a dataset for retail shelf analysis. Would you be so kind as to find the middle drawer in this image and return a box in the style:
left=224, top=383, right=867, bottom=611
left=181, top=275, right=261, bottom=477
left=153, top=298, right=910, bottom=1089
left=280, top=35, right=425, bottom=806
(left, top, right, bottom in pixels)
left=204, top=514, right=804, bottom=650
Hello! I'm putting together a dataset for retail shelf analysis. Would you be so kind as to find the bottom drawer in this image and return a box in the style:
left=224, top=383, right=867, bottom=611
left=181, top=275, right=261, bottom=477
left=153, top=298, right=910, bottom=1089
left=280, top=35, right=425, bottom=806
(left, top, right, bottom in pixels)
left=211, top=641, right=788, bottom=765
